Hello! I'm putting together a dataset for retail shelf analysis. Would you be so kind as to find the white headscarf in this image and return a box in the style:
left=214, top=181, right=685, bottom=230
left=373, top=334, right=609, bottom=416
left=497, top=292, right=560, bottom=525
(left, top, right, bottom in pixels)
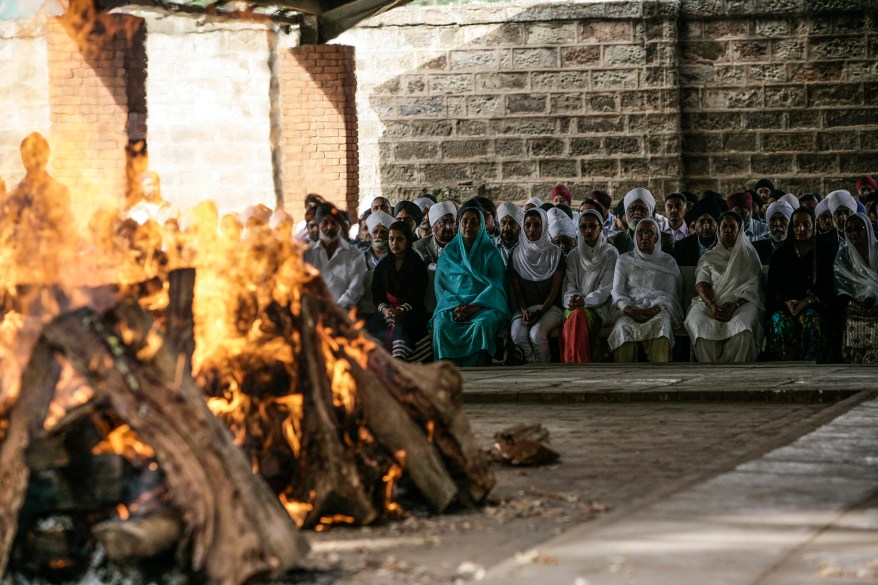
left=697, top=220, right=764, bottom=309
left=630, top=218, right=677, bottom=277
left=497, top=202, right=524, bottom=227
left=366, top=210, right=395, bottom=232
left=414, top=196, right=434, bottom=211
left=765, top=201, right=795, bottom=223
left=827, top=190, right=857, bottom=215
left=548, top=216, right=577, bottom=239
left=835, top=213, right=878, bottom=301
left=524, top=197, right=543, bottom=209
left=572, top=208, right=618, bottom=293
left=815, top=198, right=830, bottom=217
left=428, top=201, right=456, bottom=226
left=623, top=188, right=656, bottom=216
left=779, top=193, right=799, bottom=209
left=511, top=207, right=562, bottom=282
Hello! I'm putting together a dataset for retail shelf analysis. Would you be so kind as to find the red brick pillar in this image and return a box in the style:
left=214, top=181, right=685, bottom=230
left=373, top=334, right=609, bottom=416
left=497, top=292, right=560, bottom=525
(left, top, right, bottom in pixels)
left=278, top=44, right=359, bottom=220
left=46, top=16, right=135, bottom=217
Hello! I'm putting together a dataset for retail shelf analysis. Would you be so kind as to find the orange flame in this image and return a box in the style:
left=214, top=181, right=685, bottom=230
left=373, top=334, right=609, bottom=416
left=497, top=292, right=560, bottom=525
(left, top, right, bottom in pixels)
left=92, top=424, right=155, bottom=460
left=315, top=514, right=356, bottom=532
left=279, top=488, right=314, bottom=528
left=383, top=450, right=407, bottom=517
left=116, top=503, right=130, bottom=521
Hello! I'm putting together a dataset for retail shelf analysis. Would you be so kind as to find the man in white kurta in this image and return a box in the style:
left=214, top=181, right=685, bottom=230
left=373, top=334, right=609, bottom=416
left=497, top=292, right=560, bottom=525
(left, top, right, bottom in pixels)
left=303, top=203, right=367, bottom=310
left=685, top=211, right=764, bottom=363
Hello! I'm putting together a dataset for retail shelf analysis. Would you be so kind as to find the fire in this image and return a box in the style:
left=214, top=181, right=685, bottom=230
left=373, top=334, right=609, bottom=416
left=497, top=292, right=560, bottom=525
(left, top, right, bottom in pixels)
left=315, top=515, right=356, bottom=532
left=92, top=424, right=156, bottom=460
left=383, top=450, right=407, bottom=517
left=116, top=503, right=130, bottom=521
left=279, top=488, right=314, bottom=527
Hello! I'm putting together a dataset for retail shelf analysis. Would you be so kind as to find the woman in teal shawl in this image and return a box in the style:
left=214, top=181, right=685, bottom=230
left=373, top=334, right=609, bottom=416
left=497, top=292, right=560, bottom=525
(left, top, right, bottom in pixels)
left=432, top=201, right=510, bottom=366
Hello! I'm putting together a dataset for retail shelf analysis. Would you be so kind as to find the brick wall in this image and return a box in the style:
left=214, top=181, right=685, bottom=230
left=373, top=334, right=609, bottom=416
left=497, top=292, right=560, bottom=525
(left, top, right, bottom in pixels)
left=277, top=44, right=359, bottom=217
left=338, top=0, right=878, bottom=206
left=144, top=15, right=277, bottom=216
left=0, top=22, right=50, bottom=188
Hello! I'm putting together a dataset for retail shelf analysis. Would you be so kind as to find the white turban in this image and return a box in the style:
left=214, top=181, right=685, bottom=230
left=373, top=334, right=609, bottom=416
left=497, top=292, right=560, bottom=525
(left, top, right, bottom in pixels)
left=815, top=198, right=830, bottom=216
left=546, top=207, right=570, bottom=225
left=827, top=190, right=857, bottom=215
left=765, top=201, right=794, bottom=223
left=366, top=210, right=395, bottom=233
left=623, top=188, right=656, bottom=216
left=496, top=202, right=524, bottom=226
left=414, top=196, right=434, bottom=211
left=779, top=193, right=799, bottom=209
left=548, top=216, right=577, bottom=239
left=524, top=197, right=543, bottom=209
left=428, top=201, right=456, bottom=226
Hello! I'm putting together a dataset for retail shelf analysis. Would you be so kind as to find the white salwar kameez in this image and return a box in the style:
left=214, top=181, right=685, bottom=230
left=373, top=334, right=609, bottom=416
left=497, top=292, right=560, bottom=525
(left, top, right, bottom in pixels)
left=608, top=219, right=683, bottom=353
left=685, top=227, right=764, bottom=363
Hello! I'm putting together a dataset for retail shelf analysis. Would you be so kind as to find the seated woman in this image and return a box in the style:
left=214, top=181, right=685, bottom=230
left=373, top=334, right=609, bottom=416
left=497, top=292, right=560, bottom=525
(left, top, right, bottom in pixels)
left=609, top=218, right=682, bottom=363
left=765, top=206, right=834, bottom=361
left=834, top=213, right=878, bottom=363
left=508, top=208, right=565, bottom=363
left=432, top=201, right=509, bottom=367
left=685, top=211, right=764, bottom=363
left=560, top=209, right=619, bottom=363
left=366, top=220, right=432, bottom=362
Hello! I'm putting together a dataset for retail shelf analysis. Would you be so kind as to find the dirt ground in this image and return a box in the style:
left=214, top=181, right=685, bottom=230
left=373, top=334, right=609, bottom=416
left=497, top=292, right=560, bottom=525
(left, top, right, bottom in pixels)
left=298, top=401, right=837, bottom=585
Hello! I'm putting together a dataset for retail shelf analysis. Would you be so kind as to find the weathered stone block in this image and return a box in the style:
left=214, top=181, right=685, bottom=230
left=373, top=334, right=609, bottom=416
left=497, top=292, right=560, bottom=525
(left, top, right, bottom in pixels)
left=532, top=70, right=590, bottom=90
left=380, top=122, right=411, bottom=139
left=398, top=97, right=444, bottom=117
left=540, top=159, right=578, bottom=178
left=751, top=154, right=794, bottom=174
left=551, top=94, right=585, bottom=113
left=731, top=40, right=771, bottom=62
left=592, top=70, right=639, bottom=89
left=405, top=75, right=427, bottom=94
left=606, top=136, right=641, bottom=155
left=711, top=154, right=750, bottom=175
left=647, top=135, right=681, bottom=156
left=560, top=46, right=601, bottom=67
left=763, top=132, right=816, bottom=153
left=524, top=22, right=577, bottom=45
left=475, top=72, right=529, bottom=91
left=394, top=141, right=439, bottom=161
left=493, top=118, right=557, bottom=135
left=773, top=39, right=805, bottom=61
left=681, top=0, right=726, bottom=16
left=577, top=115, right=625, bottom=133
left=722, top=133, right=753, bottom=152
left=529, top=137, right=565, bottom=157
left=581, top=158, right=619, bottom=178
left=847, top=61, right=878, bottom=81
left=470, top=162, right=499, bottom=180
left=423, top=163, right=469, bottom=183
left=429, top=74, right=474, bottom=94
left=442, top=140, right=490, bottom=159
left=604, top=44, right=647, bottom=66
left=587, top=93, right=619, bottom=112
left=760, top=0, right=799, bottom=14
left=417, top=54, right=448, bottom=71
left=684, top=132, right=724, bottom=153
left=511, top=48, right=559, bottom=69
left=641, top=67, right=676, bottom=88
left=703, top=88, right=762, bottom=109
left=682, top=112, right=743, bottom=131
left=864, top=83, right=878, bottom=105
left=496, top=139, right=526, bottom=157
left=704, top=20, right=748, bottom=39
left=570, top=137, right=602, bottom=156
left=620, top=157, right=650, bottom=176
left=507, top=94, right=548, bottom=114
left=764, top=86, right=806, bottom=108
left=840, top=153, right=878, bottom=173
left=809, top=37, right=866, bottom=60
left=449, top=49, right=498, bottom=71
left=483, top=183, right=529, bottom=201
left=714, top=65, right=747, bottom=84
left=744, top=111, right=784, bottom=130
left=807, top=83, right=863, bottom=106
left=796, top=153, right=840, bottom=174
left=755, top=18, right=792, bottom=36
left=579, top=21, right=633, bottom=43
left=788, top=111, right=820, bottom=128
left=683, top=155, right=711, bottom=176
left=816, top=131, right=860, bottom=151
left=749, top=64, right=787, bottom=83
left=681, top=64, right=715, bottom=84
left=463, top=23, right=524, bottom=47
left=788, top=62, right=844, bottom=83
left=383, top=164, right=419, bottom=183
left=466, top=95, right=503, bottom=117
left=501, top=160, right=537, bottom=178
left=824, top=108, right=876, bottom=127
left=457, top=120, right=488, bottom=136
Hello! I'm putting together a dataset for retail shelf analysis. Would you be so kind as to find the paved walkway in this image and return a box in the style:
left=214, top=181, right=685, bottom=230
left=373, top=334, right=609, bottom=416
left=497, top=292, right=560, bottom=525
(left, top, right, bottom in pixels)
left=462, top=363, right=876, bottom=403
left=459, top=365, right=878, bottom=585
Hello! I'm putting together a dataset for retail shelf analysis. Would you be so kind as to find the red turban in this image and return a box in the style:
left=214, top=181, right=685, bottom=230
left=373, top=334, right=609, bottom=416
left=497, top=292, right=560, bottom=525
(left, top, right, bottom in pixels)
left=726, top=191, right=752, bottom=210
left=550, top=183, right=572, bottom=205
left=856, top=176, right=877, bottom=191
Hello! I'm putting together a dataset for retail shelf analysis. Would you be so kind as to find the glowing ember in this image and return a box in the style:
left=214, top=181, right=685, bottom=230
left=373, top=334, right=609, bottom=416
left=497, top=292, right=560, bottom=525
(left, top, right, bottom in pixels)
left=383, top=450, right=406, bottom=517
left=116, top=503, right=130, bottom=521
left=315, top=515, right=356, bottom=532
left=279, top=488, right=314, bottom=527
left=92, top=424, right=156, bottom=460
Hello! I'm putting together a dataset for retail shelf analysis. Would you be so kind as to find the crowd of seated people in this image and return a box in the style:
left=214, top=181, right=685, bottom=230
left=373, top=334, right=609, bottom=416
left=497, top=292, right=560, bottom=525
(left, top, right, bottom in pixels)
left=300, top=176, right=878, bottom=367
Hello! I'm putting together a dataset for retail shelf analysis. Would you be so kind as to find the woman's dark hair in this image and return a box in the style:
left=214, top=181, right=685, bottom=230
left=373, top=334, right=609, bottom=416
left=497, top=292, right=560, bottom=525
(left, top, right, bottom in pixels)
left=719, top=210, right=743, bottom=228
left=387, top=220, right=415, bottom=249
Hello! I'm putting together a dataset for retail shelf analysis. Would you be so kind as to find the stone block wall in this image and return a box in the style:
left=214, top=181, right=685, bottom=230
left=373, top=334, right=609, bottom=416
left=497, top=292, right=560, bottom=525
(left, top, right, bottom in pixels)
left=338, top=0, right=878, bottom=205
left=0, top=21, right=50, bottom=188
left=145, top=15, right=277, bottom=215
left=277, top=44, right=359, bottom=217
left=680, top=3, right=878, bottom=195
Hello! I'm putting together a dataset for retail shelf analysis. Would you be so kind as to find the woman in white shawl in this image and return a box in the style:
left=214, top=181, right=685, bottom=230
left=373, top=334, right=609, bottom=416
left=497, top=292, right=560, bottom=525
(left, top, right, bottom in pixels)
left=685, top=211, right=765, bottom=362
left=834, top=213, right=878, bottom=363
left=560, top=209, right=619, bottom=363
left=508, top=207, right=565, bottom=363
left=609, top=218, right=682, bottom=363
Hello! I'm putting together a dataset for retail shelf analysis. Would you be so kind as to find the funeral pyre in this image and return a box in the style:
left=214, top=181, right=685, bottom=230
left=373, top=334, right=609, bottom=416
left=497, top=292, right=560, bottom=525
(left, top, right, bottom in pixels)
left=0, top=142, right=493, bottom=584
